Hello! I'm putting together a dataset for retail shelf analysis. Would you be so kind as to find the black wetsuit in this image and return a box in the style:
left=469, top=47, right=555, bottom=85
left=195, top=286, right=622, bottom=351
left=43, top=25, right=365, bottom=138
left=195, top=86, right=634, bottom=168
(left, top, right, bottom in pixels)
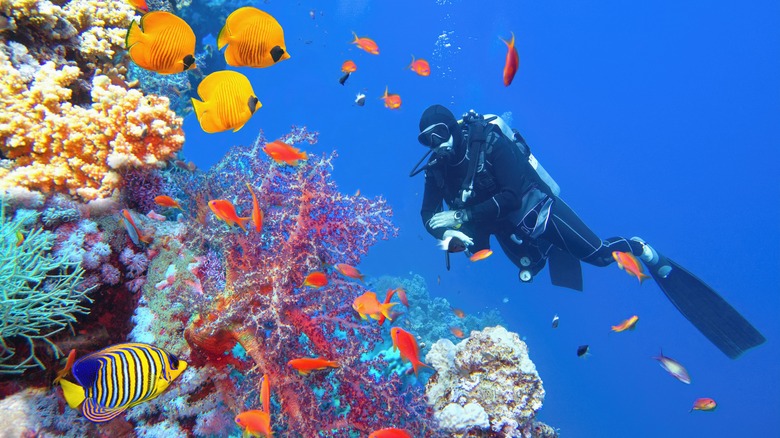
left=420, top=123, right=645, bottom=275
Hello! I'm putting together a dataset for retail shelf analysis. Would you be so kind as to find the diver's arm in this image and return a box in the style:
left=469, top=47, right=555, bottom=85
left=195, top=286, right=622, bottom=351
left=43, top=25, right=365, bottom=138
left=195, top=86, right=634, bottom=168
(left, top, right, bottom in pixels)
left=464, top=139, right=524, bottom=221
left=421, top=170, right=447, bottom=240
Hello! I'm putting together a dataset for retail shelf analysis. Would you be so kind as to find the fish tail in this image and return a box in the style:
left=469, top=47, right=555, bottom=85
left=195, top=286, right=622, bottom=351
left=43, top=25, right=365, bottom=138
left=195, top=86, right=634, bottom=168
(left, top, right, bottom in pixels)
left=638, top=272, right=650, bottom=284
left=510, top=31, right=515, bottom=47
left=412, top=359, right=431, bottom=377
left=351, top=31, right=359, bottom=43
left=125, top=19, right=144, bottom=49
left=380, top=302, right=398, bottom=320
left=59, top=378, right=87, bottom=409
left=408, top=54, right=415, bottom=69
left=237, top=217, right=250, bottom=232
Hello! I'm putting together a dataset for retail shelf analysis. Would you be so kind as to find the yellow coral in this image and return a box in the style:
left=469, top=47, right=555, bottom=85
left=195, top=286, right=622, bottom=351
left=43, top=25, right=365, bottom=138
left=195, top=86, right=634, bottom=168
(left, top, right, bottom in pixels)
left=0, top=51, right=184, bottom=201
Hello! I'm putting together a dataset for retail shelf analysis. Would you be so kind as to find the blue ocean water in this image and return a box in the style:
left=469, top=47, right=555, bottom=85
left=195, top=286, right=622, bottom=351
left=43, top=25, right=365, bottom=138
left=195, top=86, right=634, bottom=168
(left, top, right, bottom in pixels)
left=183, top=0, right=780, bottom=436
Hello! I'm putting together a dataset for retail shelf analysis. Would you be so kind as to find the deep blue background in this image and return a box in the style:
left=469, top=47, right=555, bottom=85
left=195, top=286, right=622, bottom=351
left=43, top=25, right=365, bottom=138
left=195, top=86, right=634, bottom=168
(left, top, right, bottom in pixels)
left=182, top=1, right=780, bottom=436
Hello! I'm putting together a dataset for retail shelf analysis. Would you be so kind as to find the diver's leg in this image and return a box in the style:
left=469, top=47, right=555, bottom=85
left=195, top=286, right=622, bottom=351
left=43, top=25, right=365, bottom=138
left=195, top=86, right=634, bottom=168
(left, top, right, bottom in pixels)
left=542, top=198, right=645, bottom=267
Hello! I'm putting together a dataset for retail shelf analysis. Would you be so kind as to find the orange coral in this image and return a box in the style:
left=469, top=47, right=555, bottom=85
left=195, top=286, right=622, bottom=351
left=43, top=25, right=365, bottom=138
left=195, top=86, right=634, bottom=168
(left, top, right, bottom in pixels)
left=0, top=50, right=184, bottom=201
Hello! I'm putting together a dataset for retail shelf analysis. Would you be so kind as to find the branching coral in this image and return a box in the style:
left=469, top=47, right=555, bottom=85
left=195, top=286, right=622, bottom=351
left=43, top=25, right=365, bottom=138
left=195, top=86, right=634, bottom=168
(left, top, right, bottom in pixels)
left=0, top=202, right=92, bottom=374
left=0, top=48, right=184, bottom=201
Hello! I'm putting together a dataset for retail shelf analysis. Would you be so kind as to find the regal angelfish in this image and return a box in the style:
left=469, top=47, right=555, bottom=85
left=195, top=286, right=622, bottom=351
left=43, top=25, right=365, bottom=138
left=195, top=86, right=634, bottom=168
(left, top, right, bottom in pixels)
left=58, top=343, right=188, bottom=422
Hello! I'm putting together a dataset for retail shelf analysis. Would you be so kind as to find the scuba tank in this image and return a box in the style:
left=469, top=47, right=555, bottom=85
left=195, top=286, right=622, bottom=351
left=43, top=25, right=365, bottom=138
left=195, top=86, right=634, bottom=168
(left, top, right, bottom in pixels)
left=478, top=113, right=561, bottom=196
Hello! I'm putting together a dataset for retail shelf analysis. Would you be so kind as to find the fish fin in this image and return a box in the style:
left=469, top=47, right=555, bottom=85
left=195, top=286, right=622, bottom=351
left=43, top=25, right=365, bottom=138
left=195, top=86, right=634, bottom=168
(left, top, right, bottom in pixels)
left=217, top=23, right=231, bottom=49
left=82, top=397, right=127, bottom=423
left=298, top=369, right=310, bottom=376
left=125, top=19, right=145, bottom=49
left=638, top=272, right=651, bottom=284
left=351, top=31, right=359, bottom=43
left=59, top=378, right=87, bottom=409
left=236, top=217, right=250, bottom=232
left=359, top=312, right=368, bottom=320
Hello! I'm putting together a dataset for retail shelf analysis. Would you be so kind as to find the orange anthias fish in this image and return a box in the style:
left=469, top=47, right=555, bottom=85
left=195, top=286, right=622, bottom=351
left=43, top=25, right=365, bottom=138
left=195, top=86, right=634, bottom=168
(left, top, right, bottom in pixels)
left=303, top=271, right=328, bottom=288
left=245, top=183, right=264, bottom=233
left=263, top=140, right=308, bottom=166
left=53, top=349, right=77, bottom=384
left=500, top=31, right=519, bottom=86
left=452, top=308, right=465, bottom=318
left=381, top=86, right=401, bottom=110
left=191, top=70, right=261, bottom=133
left=450, top=327, right=465, bottom=338
left=391, top=327, right=430, bottom=376
left=335, top=263, right=364, bottom=281
left=351, top=31, right=379, bottom=54
left=369, top=428, right=412, bottom=438
left=469, top=249, right=493, bottom=262
left=208, top=199, right=249, bottom=232
left=690, top=397, right=717, bottom=412
left=287, top=357, right=339, bottom=375
left=218, top=7, right=290, bottom=68
left=154, top=195, right=182, bottom=210
left=235, top=410, right=272, bottom=437
left=353, top=291, right=397, bottom=321
left=408, top=56, right=430, bottom=76
left=612, top=251, right=650, bottom=284
left=341, top=60, right=357, bottom=73
left=260, top=374, right=271, bottom=414
left=127, top=0, right=148, bottom=13
left=611, top=315, right=640, bottom=332
left=126, top=11, right=196, bottom=74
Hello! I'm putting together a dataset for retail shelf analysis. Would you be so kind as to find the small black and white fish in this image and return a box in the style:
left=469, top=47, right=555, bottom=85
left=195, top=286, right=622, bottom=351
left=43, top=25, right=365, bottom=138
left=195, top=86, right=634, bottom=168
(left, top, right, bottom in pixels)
left=354, top=92, right=366, bottom=106
left=577, top=344, right=590, bottom=357
left=552, top=314, right=559, bottom=329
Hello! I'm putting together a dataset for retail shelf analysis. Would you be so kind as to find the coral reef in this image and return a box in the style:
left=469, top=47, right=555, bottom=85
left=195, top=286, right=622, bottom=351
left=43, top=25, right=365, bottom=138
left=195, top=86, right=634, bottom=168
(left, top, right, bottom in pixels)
left=0, top=51, right=184, bottom=201
left=425, top=326, right=557, bottom=438
left=118, top=126, right=440, bottom=436
left=0, top=203, right=91, bottom=374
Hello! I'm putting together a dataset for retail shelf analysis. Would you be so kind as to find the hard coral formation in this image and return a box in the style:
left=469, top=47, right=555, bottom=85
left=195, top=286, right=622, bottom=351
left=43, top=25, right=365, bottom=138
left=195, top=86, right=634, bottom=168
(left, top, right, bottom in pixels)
left=0, top=49, right=184, bottom=201
left=426, top=326, right=557, bottom=438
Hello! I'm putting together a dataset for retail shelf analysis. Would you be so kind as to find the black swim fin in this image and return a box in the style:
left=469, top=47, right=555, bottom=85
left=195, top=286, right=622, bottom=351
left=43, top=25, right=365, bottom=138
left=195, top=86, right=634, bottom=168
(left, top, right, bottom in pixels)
left=644, top=252, right=765, bottom=359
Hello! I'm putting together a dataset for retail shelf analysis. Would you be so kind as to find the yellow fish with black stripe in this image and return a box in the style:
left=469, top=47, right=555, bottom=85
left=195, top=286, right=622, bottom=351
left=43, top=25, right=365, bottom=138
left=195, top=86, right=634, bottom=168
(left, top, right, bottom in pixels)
left=191, top=70, right=261, bottom=133
left=126, top=11, right=196, bottom=74
left=58, top=343, right=187, bottom=423
left=218, top=7, right=290, bottom=68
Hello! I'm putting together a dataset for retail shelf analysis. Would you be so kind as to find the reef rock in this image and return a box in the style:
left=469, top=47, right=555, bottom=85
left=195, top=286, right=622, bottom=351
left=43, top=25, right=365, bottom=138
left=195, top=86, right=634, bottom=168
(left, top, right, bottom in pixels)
left=425, top=325, right=557, bottom=437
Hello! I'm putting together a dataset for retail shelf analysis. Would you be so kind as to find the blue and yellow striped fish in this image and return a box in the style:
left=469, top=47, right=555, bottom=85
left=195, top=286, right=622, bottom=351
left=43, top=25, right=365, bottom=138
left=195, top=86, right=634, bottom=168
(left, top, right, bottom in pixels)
left=58, top=343, right=188, bottom=423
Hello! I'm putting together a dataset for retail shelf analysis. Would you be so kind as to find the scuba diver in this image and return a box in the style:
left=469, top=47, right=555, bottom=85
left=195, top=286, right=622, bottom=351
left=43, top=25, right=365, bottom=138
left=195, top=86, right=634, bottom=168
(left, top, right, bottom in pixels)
left=410, top=104, right=765, bottom=359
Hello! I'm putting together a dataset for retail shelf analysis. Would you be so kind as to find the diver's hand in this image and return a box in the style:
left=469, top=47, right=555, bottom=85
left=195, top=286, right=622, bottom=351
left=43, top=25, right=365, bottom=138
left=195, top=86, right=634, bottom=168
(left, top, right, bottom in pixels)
left=443, top=230, right=474, bottom=247
left=428, top=210, right=467, bottom=229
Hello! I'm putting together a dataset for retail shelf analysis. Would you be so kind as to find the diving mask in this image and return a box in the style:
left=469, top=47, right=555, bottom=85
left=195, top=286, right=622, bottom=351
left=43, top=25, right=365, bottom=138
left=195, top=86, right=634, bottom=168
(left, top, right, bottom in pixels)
left=418, top=123, right=450, bottom=149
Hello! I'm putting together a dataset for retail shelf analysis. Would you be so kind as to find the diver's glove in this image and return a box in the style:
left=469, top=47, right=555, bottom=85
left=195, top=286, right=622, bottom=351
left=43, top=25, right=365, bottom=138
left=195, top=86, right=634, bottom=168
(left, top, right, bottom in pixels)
left=428, top=210, right=469, bottom=229
left=439, top=229, right=474, bottom=249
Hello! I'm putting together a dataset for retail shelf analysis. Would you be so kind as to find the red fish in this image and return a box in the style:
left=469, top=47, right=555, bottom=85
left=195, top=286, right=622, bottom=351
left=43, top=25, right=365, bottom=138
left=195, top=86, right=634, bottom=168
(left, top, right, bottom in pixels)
left=611, top=315, right=639, bottom=332
left=341, top=60, right=357, bottom=73
left=127, top=0, right=148, bottom=13
left=469, top=249, right=493, bottom=262
left=500, top=32, right=519, bottom=86
left=408, top=56, right=430, bottom=76
left=262, top=140, right=308, bottom=166
left=335, top=263, right=364, bottom=281
left=612, top=251, right=650, bottom=284
left=208, top=200, right=249, bottom=232
left=154, top=195, right=182, bottom=210
left=380, top=86, right=401, bottom=109
left=369, top=428, right=412, bottom=438
left=390, top=327, right=430, bottom=376
left=53, top=349, right=77, bottom=384
left=452, top=308, right=465, bottom=318
left=245, top=182, right=264, bottom=233
left=351, top=31, right=379, bottom=54
left=235, top=410, right=272, bottom=437
left=260, top=374, right=271, bottom=414
left=303, top=271, right=328, bottom=288
left=690, top=397, right=717, bottom=412
left=450, top=327, right=464, bottom=338
left=287, top=357, right=339, bottom=375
